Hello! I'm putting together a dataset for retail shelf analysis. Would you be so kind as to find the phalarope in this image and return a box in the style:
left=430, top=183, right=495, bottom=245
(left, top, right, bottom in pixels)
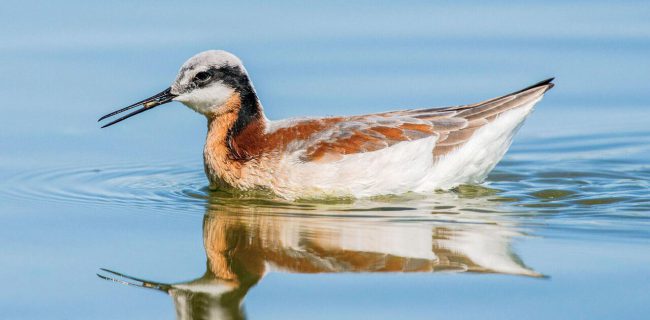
left=99, top=50, right=554, bottom=199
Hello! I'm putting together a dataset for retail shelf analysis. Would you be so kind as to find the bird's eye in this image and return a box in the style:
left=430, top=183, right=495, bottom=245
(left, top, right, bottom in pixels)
left=194, top=71, right=212, bottom=82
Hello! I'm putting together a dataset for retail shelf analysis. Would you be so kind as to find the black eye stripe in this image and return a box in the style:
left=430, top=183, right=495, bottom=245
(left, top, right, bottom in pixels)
left=189, top=65, right=249, bottom=91
left=193, top=71, right=212, bottom=82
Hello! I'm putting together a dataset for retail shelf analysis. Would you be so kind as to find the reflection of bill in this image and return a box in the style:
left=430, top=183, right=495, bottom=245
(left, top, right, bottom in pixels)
left=99, top=202, right=541, bottom=320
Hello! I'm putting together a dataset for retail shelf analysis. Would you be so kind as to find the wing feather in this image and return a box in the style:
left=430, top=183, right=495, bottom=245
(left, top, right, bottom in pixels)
left=299, top=79, right=554, bottom=162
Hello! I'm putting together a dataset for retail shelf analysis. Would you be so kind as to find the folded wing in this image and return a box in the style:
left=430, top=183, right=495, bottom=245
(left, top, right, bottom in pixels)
left=299, top=78, right=554, bottom=162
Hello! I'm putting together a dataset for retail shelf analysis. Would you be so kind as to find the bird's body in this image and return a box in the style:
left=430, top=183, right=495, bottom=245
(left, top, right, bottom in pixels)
left=99, top=50, right=554, bottom=199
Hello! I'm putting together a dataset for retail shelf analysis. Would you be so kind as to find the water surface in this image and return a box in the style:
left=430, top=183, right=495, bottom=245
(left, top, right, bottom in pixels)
left=1, top=1, right=650, bottom=319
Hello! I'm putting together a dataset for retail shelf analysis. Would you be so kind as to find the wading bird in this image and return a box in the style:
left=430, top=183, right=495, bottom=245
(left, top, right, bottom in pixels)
left=99, top=50, right=553, bottom=199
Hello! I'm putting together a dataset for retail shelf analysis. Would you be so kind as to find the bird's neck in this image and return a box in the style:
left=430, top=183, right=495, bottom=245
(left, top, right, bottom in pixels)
left=227, top=86, right=265, bottom=139
left=212, top=88, right=266, bottom=155
left=204, top=90, right=267, bottom=187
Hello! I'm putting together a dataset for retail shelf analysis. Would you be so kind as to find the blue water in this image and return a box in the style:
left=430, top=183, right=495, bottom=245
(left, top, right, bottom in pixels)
left=1, top=1, right=650, bottom=319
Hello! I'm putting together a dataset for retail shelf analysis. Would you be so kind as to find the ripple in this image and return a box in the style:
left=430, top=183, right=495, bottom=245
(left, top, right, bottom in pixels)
left=529, top=189, right=577, bottom=200
left=0, top=161, right=209, bottom=213
left=1, top=128, right=649, bottom=236
left=0, top=161, right=504, bottom=218
left=452, top=184, right=501, bottom=197
left=573, top=197, right=626, bottom=206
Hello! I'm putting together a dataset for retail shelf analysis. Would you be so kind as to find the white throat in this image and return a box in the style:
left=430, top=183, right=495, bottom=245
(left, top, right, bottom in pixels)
left=174, top=82, right=235, bottom=115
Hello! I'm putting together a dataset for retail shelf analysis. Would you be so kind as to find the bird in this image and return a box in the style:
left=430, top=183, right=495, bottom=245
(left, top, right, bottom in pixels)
left=99, top=50, right=554, bottom=199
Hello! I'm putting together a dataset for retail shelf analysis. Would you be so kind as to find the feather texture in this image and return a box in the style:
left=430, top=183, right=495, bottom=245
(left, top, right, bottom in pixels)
left=205, top=79, right=554, bottom=198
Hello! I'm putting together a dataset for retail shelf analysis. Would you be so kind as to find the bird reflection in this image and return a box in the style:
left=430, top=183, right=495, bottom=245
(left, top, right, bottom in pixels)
left=99, top=192, right=541, bottom=320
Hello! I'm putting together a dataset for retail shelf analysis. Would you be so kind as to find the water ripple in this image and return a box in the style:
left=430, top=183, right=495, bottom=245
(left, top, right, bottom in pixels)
left=0, top=129, right=648, bottom=237
left=0, top=161, right=209, bottom=213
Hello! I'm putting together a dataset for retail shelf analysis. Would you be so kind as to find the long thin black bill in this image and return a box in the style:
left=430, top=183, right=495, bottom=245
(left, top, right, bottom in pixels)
left=98, top=87, right=176, bottom=128
left=97, top=268, right=171, bottom=292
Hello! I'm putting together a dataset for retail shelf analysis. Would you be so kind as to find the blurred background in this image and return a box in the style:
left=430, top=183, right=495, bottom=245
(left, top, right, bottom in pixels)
left=1, top=1, right=649, bottom=319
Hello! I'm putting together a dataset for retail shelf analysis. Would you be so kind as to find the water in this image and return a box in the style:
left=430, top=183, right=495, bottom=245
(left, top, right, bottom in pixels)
left=1, top=1, right=650, bottom=319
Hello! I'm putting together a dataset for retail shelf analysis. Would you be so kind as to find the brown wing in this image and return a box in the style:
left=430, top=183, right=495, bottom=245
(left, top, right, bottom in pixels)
left=299, top=116, right=444, bottom=162
left=300, top=78, right=554, bottom=162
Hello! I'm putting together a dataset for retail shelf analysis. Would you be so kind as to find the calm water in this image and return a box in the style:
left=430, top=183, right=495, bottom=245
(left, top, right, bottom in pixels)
left=1, top=1, right=650, bottom=319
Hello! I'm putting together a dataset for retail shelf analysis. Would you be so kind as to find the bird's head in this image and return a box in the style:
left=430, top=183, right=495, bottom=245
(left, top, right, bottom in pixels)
left=171, top=50, right=252, bottom=116
left=99, top=50, right=255, bottom=127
